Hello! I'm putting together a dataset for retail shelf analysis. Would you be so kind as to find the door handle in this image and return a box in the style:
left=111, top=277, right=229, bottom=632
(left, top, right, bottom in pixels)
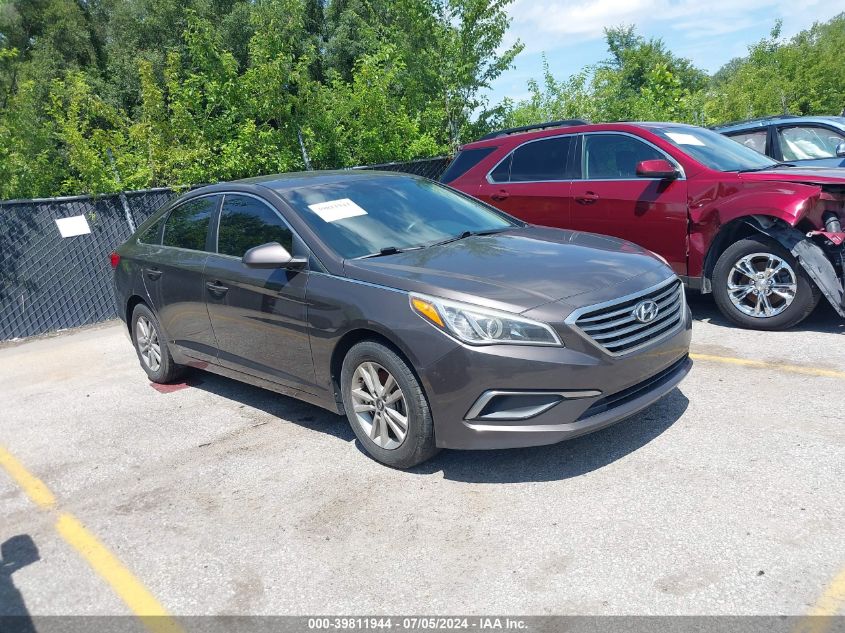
left=145, top=268, right=162, bottom=281
left=205, top=281, right=229, bottom=296
left=491, top=190, right=510, bottom=201
left=575, top=192, right=599, bottom=205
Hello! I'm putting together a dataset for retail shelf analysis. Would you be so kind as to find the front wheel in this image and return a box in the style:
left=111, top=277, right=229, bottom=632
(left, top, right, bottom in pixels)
left=712, top=236, right=820, bottom=330
left=340, top=341, right=439, bottom=469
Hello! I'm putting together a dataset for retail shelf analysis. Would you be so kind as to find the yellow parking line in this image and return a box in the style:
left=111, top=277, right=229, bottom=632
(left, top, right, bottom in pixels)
left=0, top=444, right=183, bottom=633
left=55, top=514, right=182, bottom=631
left=793, top=566, right=845, bottom=633
left=690, top=353, right=845, bottom=380
left=0, top=445, right=56, bottom=508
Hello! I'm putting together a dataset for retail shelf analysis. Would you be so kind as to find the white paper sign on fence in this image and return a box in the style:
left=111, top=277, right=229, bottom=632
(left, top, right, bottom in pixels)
left=55, top=215, right=92, bottom=238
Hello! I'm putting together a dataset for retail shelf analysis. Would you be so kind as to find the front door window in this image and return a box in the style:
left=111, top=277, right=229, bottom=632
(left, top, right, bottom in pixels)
left=778, top=126, right=845, bottom=161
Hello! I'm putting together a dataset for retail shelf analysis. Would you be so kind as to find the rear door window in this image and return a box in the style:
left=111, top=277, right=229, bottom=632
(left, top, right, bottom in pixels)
left=162, top=196, right=218, bottom=251
left=509, top=136, right=574, bottom=181
left=584, top=134, right=665, bottom=179
left=217, top=194, right=293, bottom=257
left=727, top=130, right=768, bottom=155
left=490, top=136, right=575, bottom=182
left=778, top=125, right=845, bottom=161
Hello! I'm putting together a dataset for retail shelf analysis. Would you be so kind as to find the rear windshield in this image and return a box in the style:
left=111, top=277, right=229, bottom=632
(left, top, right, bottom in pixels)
left=653, top=126, right=778, bottom=172
left=440, top=147, right=496, bottom=183
left=281, top=175, right=518, bottom=259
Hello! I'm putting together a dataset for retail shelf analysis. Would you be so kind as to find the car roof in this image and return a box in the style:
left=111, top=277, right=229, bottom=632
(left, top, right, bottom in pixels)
left=713, top=115, right=845, bottom=133
left=458, top=121, right=697, bottom=149
left=186, top=169, right=414, bottom=197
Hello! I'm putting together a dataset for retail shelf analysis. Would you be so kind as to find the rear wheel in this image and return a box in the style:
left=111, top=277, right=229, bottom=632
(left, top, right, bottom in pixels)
left=340, top=341, right=439, bottom=469
left=712, top=236, right=820, bottom=330
left=131, top=303, right=185, bottom=383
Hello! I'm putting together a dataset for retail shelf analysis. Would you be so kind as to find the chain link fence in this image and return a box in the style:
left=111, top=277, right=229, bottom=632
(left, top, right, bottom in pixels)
left=356, top=156, right=451, bottom=181
left=0, top=158, right=451, bottom=341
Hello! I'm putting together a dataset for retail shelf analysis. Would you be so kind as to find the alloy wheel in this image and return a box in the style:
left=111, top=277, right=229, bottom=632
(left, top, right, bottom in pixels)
left=136, top=316, right=162, bottom=372
left=727, top=252, right=798, bottom=318
left=350, top=361, right=409, bottom=450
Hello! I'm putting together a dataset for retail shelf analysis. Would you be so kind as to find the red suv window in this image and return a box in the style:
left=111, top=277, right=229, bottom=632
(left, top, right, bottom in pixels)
left=491, top=135, right=577, bottom=182
left=584, top=134, right=665, bottom=179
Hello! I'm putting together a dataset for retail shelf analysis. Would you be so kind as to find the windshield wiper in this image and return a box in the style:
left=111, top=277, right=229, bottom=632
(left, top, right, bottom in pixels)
left=360, top=227, right=513, bottom=257
left=428, top=230, right=473, bottom=248
left=358, top=245, right=425, bottom=259
left=737, top=162, right=795, bottom=173
left=425, top=227, right=511, bottom=249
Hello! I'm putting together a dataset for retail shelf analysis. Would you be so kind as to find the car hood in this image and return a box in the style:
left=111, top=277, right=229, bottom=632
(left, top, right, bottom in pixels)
left=342, top=226, right=671, bottom=314
left=740, top=167, right=845, bottom=187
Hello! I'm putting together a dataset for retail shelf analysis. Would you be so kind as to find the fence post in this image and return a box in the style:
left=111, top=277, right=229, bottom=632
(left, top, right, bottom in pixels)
left=107, top=148, right=137, bottom=234
left=297, top=129, right=313, bottom=171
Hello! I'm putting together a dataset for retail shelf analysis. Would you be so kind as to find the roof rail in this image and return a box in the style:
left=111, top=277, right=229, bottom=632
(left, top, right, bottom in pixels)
left=479, top=119, right=590, bottom=140
left=710, top=114, right=800, bottom=130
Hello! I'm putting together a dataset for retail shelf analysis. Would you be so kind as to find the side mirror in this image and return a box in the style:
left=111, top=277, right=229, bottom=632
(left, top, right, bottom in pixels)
left=836, top=142, right=845, bottom=158
left=242, top=242, right=307, bottom=269
left=636, top=159, right=679, bottom=180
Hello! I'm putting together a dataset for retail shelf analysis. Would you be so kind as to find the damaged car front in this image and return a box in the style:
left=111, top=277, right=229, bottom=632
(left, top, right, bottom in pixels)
left=649, top=124, right=845, bottom=330
left=715, top=169, right=845, bottom=322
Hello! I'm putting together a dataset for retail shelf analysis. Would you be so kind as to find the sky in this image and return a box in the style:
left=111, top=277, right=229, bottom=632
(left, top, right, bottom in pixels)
left=487, top=0, right=845, bottom=106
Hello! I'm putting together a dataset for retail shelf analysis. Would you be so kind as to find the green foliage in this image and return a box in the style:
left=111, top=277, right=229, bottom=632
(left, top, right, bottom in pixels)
left=707, top=15, right=845, bottom=121
left=0, top=78, right=62, bottom=199
left=4, top=1, right=844, bottom=200
left=0, top=0, right=519, bottom=198
left=300, top=45, right=440, bottom=167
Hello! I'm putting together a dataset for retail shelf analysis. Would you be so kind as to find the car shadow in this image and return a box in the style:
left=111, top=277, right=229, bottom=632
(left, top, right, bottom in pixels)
left=411, top=388, right=689, bottom=483
left=1, top=534, right=39, bottom=632
left=686, top=291, right=844, bottom=334
left=184, top=373, right=356, bottom=443
left=184, top=371, right=687, bottom=483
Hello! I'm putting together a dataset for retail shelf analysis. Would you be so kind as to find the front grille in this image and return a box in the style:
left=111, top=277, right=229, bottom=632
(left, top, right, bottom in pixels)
left=576, top=355, right=689, bottom=420
left=567, top=278, right=684, bottom=355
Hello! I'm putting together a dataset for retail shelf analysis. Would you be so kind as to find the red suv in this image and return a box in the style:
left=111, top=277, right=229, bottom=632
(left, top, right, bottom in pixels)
left=444, top=120, right=845, bottom=330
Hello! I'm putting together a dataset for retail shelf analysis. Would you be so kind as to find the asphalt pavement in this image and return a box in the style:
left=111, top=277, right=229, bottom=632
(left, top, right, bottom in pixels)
left=0, top=294, right=843, bottom=619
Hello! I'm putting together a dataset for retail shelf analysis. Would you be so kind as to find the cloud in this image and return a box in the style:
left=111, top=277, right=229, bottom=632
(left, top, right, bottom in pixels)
left=505, top=0, right=844, bottom=55
left=489, top=0, right=845, bottom=102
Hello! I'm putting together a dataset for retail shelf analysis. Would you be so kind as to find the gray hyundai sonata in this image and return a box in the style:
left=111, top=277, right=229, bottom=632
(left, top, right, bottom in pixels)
left=112, top=171, right=692, bottom=468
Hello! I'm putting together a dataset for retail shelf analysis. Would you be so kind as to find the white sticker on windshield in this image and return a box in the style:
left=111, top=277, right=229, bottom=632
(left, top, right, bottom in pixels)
left=308, top=198, right=368, bottom=222
left=665, top=132, right=705, bottom=146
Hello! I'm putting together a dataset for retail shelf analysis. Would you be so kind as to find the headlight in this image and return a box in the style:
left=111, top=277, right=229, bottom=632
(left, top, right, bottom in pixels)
left=410, top=293, right=562, bottom=346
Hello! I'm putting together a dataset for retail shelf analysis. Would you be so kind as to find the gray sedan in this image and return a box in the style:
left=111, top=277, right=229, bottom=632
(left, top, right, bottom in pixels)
left=112, top=171, right=692, bottom=468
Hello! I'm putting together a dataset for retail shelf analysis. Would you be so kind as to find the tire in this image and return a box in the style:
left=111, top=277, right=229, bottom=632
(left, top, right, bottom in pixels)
left=130, top=303, right=185, bottom=383
left=712, top=235, right=820, bottom=330
left=340, top=340, right=439, bottom=469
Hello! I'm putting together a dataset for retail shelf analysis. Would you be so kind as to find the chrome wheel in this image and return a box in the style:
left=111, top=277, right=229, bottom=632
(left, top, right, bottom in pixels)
left=350, top=362, right=409, bottom=450
left=135, top=316, right=161, bottom=372
left=727, top=252, right=798, bottom=318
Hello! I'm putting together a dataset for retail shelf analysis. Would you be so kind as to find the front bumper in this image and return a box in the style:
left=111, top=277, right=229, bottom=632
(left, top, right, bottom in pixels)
left=420, top=303, right=693, bottom=450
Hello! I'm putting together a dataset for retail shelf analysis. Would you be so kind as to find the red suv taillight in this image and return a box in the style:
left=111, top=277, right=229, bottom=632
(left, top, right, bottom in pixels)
left=109, top=251, right=121, bottom=269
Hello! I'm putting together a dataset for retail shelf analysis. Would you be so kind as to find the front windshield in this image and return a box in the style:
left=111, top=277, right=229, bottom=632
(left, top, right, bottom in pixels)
left=652, top=126, right=779, bottom=172
left=281, top=175, right=519, bottom=259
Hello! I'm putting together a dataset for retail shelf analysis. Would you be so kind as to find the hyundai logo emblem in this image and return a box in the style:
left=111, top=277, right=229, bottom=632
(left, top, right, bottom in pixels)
left=632, top=300, right=659, bottom=323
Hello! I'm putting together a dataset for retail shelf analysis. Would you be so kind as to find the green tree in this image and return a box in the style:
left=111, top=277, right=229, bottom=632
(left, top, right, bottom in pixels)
left=0, top=0, right=518, bottom=197
left=706, top=15, right=845, bottom=122
left=300, top=44, right=439, bottom=167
